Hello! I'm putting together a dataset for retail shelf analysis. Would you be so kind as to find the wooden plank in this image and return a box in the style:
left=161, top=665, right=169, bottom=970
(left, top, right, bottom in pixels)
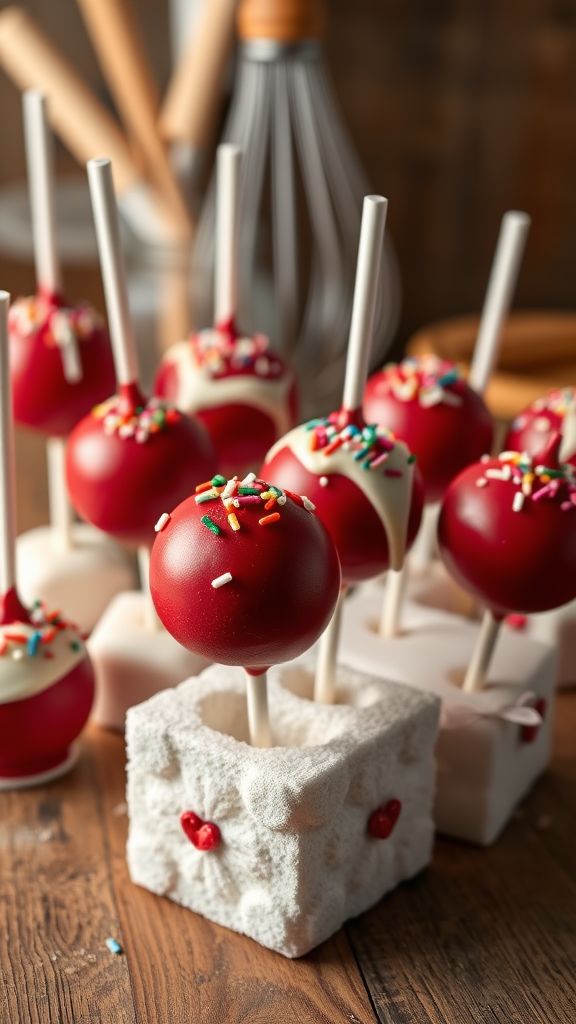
left=92, top=724, right=378, bottom=1024
left=347, top=693, right=576, bottom=1024
left=0, top=741, right=135, bottom=1024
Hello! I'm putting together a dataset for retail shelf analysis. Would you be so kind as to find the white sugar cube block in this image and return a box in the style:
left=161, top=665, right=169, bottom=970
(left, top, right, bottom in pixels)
left=17, top=524, right=136, bottom=634
left=126, top=663, right=439, bottom=958
left=340, top=585, right=556, bottom=845
left=89, top=591, right=209, bottom=731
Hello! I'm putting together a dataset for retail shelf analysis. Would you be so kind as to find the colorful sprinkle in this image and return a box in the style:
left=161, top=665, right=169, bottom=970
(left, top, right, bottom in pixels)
left=228, top=512, right=240, bottom=531
left=155, top=512, right=171, bottom=532
left=211, top=572, right=233, bottom=589
left=259, top=512, right=281, bottom=526
left=201, top=515, right=221, bottom=535
left=105, top=937, right=123, bottom=956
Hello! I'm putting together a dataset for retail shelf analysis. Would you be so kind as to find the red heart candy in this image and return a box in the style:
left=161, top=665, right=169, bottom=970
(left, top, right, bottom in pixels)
left=180, top=810, right=222, bottom=851
left=367, top=798, right=402, bottom=839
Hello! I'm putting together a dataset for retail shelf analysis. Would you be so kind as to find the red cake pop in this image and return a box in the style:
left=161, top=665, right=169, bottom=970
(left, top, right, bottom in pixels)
left=9, top=93, right=114, bottom=437
left=154, top=145, right=296, bottom=476
left=150, top=474, right=341, bottom=669
left=439, top=439, right=576, bottom=616
left=66, top=158, right=216, bottom=548
left=0, top=291, right=94, bottom=786
left=438, top=436, right=576, bottom=691
left=363, top=355, right=493, bottom=503
left=505, top=387, right=576, bottom=467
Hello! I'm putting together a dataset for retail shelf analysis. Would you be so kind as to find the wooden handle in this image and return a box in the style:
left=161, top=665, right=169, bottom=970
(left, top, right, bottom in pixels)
left=0, top=7, right=138, bottom=194
left=75, top=0, right=191, bottom=235
left=237, top=0, right=326, bottom=42
left=160, top=0, right=237, bottom=149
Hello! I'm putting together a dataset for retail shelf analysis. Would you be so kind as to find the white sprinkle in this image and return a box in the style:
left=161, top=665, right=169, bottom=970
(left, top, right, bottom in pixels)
left=319, top=476, right=329, bottom=487
left=242, top=472, right=256, bottom=485
left=211, top=572, right=233, bottom=590
left=11, top=648, right=24, bottom=661
left=302, top=496, right=316, bottom=512
left=476, top=478, right=488, bottom=488
left=486, top=467, right=511, bottom=481
left=513, top=492, right=525, bottom=512
left=277, top=495, right=287, bottom=506
left=481, top=454, right=491, bottom=463
left=222, top=478, right=237, bottom=499
left=534, top=416, right=550, bottom=432
left=155, top=512, right=171, bottom=533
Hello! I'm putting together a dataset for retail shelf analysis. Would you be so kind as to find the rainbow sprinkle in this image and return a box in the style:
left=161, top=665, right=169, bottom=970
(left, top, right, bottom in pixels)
left=190, top=326, right=287, bottom=381
left=375, top=355, right=464, bottom=408
left=94, top=396, right=181, bottom=443
left=0, top=602, right=84, bottom=662
left=304, top=414, right=410, bottom=477
left=511, top=388, right=576, bottom=433
left=476, top=451, right=576, bottom=512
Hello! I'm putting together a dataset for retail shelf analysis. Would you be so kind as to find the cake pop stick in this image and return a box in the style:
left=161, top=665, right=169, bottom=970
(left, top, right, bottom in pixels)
left=0, top=292, right=17, bottom=604
left=314, top=196, right=387, bottom=703
left=0, top=291, right=95, bottom=785
left=155, top=144, right=296, bottom=476
left=469, top=211, right=531, bottom=396
left=24, top=91, right=74, bottom=551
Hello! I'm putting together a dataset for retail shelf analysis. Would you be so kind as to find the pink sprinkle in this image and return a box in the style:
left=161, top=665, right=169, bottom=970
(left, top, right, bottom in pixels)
left=370, top=452, right=389, bottom=468
left=384, top=468, right=402, bottom=478
left=532, top=482, right=557, bottom=502
left=506, top=613, right=528, bottom=631
left=237, top=495, right=262, bottom=505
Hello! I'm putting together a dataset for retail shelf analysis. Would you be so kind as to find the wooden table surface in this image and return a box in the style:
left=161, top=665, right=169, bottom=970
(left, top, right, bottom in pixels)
left=1, top=691, right=575, bottom=1024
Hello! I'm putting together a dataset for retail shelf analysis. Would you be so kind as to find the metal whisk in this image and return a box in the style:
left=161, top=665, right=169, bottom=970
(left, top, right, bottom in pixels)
left=193, top=0, right=400, bottom=414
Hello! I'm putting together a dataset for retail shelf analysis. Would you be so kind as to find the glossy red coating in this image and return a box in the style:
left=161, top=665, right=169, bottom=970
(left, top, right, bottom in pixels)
left=0, top=655, right=94, bottom=779
left=150, top=482, right=341, bottom=670
left=66, top=383, right=216, bottom=547
left=9, top=292, right=115, bottom=437
left=438, top=454, right=576, bottom=615
left=364, top=364, right=494, bottom=503
left=506, top=388, right=576, bottom=467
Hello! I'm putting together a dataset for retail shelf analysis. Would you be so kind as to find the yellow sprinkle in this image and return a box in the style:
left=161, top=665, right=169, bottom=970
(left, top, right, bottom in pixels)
left=228, top=512, right=240, bottom=532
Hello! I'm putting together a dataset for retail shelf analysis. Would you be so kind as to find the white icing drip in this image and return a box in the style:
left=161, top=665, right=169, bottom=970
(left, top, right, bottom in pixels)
left=162, top=340, right=293, bottom=438
left=0, top=622, right=87, bottom=704
left=265, top=426, right=415, bottom=571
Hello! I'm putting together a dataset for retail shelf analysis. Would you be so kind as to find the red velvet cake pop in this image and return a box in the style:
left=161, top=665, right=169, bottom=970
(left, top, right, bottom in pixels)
left=154, top=145, right=296, bottom=477
left=9, top=292, right=114, bottom=437
left=264, top=415, right=423, bottom=583
left=506, top=388, right=576, bottom=467
left=363, top=355, right=494, bottom=503
left=438, top=438, right=576, bottom=617
left=150, top=474, right=341, bottom=670
left=66, top=158, right=216, bottom=548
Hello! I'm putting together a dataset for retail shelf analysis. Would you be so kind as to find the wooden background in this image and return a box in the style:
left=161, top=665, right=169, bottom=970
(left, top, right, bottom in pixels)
left=0, top=0, right=576, bottom=343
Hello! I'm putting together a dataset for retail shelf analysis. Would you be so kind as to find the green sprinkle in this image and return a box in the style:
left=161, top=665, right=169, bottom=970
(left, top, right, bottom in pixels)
left=201, top=515, right=221, bottom=535
left=407, top=454, right=417, bottom=464
left=238, top=487, right=260, bottom=495
left=211, top=474, right=227, bottom=487
left=70, top=640, right=81, bottom=652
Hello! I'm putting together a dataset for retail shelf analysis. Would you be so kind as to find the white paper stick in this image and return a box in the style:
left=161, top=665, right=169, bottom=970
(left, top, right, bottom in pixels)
left=23, top=90, right=62, bottom=296
left=0, top=291, right=17, bottom=595
left=314, top=590, right=344, bottom=704
left=379, top=567, right=407, bottom=639
left=342, top=195, right=388, bottom=413
left=245, top=670, right=271, bottom=747
left=463, top=610, right=502, bottom=693
left=469, top=211, right=531, bottom=396
left=87, top=158, right=139, bottom=387
left=215, top=144, right=242, bottom=326
left=137, top=546, right=161, bottom=632
left=46, top=437, right=73, bottom=551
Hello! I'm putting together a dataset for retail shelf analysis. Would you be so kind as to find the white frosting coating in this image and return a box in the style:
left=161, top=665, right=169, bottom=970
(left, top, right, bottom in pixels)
left=0, top=618, right=87, bottom=705
left=162, top=339, right=293, bottom=438
left=266, top=425, right=415, bottom=571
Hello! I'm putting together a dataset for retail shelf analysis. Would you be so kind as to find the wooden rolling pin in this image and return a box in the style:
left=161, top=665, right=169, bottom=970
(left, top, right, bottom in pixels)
left=0, top=7, right=186, bottom=244
left=160, top=0, right=238, bottom=183
left=75, top=0, right=192, bottom=235
left=408, top=311, right=576, bottom=420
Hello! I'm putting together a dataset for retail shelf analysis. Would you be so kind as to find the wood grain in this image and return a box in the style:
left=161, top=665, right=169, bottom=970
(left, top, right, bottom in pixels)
left=347, top=691, right=576, bottom=1024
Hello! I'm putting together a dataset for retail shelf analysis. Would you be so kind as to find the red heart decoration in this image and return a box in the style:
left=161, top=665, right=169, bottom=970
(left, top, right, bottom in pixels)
left=180, top=810, right=222, bottom=851
left=521, top=698, right=547, bottom=745
left=367, top=798, right=402, bottom=839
